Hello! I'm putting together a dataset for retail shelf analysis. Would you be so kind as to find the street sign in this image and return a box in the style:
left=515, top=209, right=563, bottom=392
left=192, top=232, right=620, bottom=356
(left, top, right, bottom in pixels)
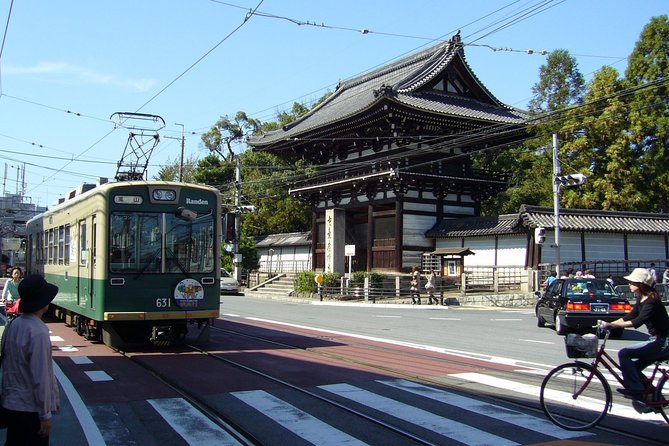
left=345, top=244, right=356, bottom=257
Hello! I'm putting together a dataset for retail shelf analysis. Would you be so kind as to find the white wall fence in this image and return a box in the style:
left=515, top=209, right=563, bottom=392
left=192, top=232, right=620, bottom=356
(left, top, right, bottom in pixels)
left=259, top=258, right=311, bottom=274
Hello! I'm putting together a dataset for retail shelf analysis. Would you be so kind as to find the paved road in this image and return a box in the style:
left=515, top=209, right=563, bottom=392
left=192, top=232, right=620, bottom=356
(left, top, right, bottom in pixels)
left=0, top=295, right=662, bottom=445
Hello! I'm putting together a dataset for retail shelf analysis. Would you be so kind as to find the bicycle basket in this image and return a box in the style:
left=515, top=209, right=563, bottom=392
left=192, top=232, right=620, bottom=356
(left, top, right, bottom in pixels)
left=565, top=333, right=598, bottom=358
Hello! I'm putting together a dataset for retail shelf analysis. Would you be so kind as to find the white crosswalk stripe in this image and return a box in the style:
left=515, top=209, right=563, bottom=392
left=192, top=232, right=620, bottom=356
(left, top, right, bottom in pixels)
left=320, top=382, right=520, bottom=446
left=232, top=390, right=368, bottom=445
left=148, top=398, right=243, bottom=446
left=377, top=379, right=586, bottom=439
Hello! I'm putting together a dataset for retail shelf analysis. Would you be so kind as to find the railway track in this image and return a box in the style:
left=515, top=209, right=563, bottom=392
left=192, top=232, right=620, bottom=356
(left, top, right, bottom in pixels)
left=118, top=341, right=437, bottom=446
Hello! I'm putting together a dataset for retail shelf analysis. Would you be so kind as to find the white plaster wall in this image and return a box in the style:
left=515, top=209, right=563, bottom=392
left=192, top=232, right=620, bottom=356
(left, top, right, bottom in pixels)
left=435, top=236, right=526, bottom=267
left=540, top=231, right=582, bottom=264
left=628, top=234, right=666, bottom=259
left=584, top=233, right=626, bottom=260
left=496, top=236, right=527, bottom=265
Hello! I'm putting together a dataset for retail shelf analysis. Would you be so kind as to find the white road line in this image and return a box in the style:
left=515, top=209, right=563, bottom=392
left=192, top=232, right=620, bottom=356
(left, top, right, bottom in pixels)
left=429, top=317, right=461, bottom=321
left=492, top=318, right=523, bottom=321
left=148, top=398, right=242, bottom=446
left=320, top=383, right=518, bottom=446
left=53, top=361, right=106, bottom=445
left=245, top=317, right=554, bottom=371
left=374, top=315, right=401, bottom=318
left=519, top=339, right=554, bottom=344
left=378, top=379, right=585, bottom=439
left=450, top=372, right=666, bottom=423
left=232, top=390, right=367, bottom=446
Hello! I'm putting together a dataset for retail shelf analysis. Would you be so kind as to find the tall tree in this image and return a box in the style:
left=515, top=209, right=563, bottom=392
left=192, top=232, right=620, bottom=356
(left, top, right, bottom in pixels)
left=559, top=66, right=645, bottom=210
left=153, top=155, right=199, bottom=182
left=529, top=49, right=586, bottom=117
left=192, top=153, right=234, bottom=187
left=237, top=150, right=311, bottom=236
left=625, top=15, right=669, bottom=211
left=201, top=111, right=261, bottom=160
left=478, top=50, right=585, bottom=215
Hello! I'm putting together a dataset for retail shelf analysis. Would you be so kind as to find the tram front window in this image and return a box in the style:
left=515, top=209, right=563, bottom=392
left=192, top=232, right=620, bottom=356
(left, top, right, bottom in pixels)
left=110, top=212, right=214, bottom=274
left=164, top=213, right=215, bottom=273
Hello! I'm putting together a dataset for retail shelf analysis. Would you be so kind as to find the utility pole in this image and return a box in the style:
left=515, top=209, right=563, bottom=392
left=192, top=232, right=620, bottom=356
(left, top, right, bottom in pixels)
left=175, top=123, right=185, bottom=182
left=552, top=132, right=587, bottom=276
left=553, top=133, right=561, bottom=276
left=233, top=156, right=242, bottom=282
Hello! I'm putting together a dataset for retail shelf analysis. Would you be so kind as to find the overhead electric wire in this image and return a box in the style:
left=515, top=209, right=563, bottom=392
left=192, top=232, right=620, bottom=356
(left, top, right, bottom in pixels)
left=0, top=0, right=15, bottom=96
left=21, top=0, right=266, bottom=200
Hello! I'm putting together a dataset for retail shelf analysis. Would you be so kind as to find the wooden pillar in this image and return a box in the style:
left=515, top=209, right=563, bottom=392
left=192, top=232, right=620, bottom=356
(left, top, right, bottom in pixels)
left=395, top=196, right=403, bottom=272
left=366, top=204, right=374, bottom=271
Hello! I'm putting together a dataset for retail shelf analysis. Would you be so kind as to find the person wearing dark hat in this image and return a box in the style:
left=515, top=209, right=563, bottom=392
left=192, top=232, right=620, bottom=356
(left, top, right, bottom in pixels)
left=600, top=267, right=669, bottom=400
left=1, top=275, right=60, bottom=445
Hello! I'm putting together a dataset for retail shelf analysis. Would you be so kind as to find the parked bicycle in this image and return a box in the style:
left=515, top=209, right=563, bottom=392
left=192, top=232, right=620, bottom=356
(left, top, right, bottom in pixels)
left=539, top=322, right=669, bottom=430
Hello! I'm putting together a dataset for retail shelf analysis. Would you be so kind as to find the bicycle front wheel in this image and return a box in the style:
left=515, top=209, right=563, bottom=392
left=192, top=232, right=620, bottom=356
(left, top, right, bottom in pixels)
left=540, top=362, right=611, bottom=430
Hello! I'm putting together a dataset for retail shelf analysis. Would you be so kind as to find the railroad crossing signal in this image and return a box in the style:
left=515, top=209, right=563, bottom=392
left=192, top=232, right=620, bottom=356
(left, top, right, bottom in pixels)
left=556, top=173, right=587, bottom=187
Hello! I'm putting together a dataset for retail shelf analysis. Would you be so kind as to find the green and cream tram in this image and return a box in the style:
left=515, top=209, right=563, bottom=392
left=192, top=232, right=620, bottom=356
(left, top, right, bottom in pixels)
left=25, top=181, right=221, bottom=347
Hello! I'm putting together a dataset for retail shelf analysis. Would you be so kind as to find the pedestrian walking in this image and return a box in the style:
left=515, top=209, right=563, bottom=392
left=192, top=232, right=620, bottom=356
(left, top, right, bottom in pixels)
left=425, top=269, right=437, bottom=304
left=1, top=275, right=60, bottom=445
left=410, top=266, right=421, bottom=304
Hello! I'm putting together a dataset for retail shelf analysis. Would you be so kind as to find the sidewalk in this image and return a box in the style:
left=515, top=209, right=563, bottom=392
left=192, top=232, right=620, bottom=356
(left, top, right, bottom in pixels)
left=238, top=289, right=536, bottom=309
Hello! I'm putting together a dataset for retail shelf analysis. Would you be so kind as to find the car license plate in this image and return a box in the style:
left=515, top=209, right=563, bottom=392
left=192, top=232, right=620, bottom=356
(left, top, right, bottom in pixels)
left=591, top=304, right=608, bottom=313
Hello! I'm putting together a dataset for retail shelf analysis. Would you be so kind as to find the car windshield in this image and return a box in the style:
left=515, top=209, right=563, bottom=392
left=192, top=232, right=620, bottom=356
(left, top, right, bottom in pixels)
left=565, top=280, right=617, bottom=299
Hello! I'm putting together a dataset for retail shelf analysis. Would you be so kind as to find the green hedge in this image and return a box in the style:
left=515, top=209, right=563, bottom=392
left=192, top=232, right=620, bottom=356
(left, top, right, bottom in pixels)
left=295, top=271, right=385, bottom=295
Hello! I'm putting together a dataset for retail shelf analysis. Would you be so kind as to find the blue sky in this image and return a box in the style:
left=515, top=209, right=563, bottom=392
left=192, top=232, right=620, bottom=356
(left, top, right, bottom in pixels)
left=0, top=0, right=666, bottom=208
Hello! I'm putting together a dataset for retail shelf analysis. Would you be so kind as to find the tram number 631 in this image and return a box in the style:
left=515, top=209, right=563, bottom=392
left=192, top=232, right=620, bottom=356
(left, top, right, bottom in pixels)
left=156, top=298, right=171, bottom=308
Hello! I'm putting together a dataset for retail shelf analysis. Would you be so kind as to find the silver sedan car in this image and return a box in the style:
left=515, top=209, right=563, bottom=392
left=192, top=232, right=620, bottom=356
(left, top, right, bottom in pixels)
left=220, top=268, right=240, bottom=294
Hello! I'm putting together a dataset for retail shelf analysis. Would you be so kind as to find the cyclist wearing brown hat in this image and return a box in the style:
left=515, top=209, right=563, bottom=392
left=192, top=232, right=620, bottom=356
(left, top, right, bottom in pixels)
left=601, top=267, right=669, bottom=400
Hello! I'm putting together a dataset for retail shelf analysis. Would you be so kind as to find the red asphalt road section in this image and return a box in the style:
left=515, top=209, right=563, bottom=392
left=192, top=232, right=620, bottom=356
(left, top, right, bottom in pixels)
left=49, top=315, right=528, bottom=405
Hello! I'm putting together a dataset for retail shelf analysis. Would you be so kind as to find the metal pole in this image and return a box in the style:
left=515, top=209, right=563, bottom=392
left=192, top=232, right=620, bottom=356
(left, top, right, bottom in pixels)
left=175, top=123, right=185, bottom=182
left=233, top=156, right=242, bottom=282
left=553, top=133, right=561, bottom=275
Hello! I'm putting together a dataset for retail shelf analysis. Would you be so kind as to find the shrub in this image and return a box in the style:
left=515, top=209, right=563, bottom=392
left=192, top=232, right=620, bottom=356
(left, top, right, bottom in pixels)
left=295, top=271, right=317, bottom=294
left=323, top=272, right=341, bottom=287
left=367, top=272, right=384, bottom=288
left=350, top=271, right=366, bottom=287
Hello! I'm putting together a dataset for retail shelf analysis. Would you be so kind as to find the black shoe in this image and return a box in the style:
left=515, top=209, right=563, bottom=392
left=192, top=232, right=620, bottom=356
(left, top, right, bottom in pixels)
left=617, top=388, right=644, bottom=400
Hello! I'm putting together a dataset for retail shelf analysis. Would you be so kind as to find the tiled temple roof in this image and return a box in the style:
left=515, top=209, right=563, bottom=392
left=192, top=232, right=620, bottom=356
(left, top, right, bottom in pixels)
left=249, top=34, right=526, bottom=148
left=427, top=205, right=669, bottom=238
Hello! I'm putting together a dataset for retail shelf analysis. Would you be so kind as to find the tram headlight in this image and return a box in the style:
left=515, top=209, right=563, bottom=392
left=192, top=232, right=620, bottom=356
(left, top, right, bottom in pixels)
left=152, top=189, right=176, bottom=201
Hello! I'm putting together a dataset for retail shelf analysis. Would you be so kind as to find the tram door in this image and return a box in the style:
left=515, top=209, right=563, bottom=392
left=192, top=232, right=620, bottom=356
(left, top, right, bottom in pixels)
left=77, top=218, right=94, bottom=308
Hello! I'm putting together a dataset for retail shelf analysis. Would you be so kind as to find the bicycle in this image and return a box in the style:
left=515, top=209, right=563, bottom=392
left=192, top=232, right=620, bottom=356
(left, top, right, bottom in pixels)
left=539, top=323, right=669, bottom=430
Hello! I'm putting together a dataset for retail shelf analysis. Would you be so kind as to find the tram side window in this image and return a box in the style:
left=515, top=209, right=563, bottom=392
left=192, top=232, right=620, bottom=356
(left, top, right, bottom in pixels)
left=48, top=228, right=55, bottom=264
left=64, top=224, right=71, bottom=264
left=41, top=230, right=47, bottom=265
left=58, top=226, right=65, bottom=264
